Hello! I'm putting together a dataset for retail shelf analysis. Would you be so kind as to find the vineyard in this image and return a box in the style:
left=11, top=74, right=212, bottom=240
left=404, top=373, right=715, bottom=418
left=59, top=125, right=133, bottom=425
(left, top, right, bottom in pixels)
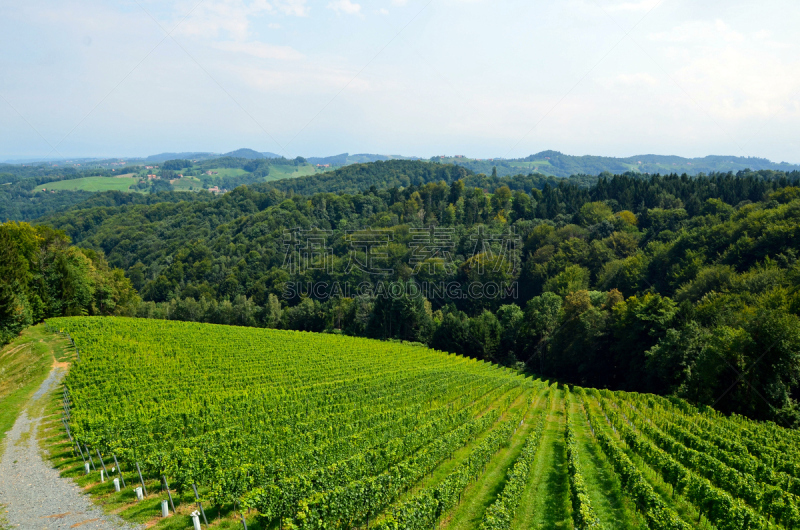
left=46, top=316, right=800, bottom=530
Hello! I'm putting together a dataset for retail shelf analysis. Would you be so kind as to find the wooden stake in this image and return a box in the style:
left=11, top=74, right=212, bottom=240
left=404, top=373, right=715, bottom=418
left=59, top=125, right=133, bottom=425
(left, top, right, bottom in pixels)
left=163, top=475, right=176, bottom=514
left=85, top=445, right=96, bottom=471
left=136, top=462, right=148, bottom=496
left=192, top=483, right=208, bottom=526
left=96, top=449, right=108, bottom=477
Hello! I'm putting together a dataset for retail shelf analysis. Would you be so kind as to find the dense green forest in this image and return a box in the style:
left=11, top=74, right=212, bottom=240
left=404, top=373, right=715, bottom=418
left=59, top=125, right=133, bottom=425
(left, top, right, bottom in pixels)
left=31, top=165, right=800, bottom=427
left=260, top=159, right=474, bottom=195
left=0, top=221, right=139, bottom=345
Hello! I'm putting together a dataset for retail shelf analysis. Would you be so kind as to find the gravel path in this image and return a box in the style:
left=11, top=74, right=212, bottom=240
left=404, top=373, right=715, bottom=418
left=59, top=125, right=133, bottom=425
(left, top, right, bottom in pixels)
left=0, top=367, right=141, bottom=529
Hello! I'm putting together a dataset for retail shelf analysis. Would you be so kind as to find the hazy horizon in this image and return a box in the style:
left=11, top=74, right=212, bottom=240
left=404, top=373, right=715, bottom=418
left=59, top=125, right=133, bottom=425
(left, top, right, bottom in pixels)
left=3, top=148, right=798, bottom=166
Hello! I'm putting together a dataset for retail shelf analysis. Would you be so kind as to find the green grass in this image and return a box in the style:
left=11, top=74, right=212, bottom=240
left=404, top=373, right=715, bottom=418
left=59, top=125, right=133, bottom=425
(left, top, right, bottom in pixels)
left=40, top=175, right=138, bottom=192
left=511, top=388, right=572, bottom=530
left=0, top=324, right=70, bottom=450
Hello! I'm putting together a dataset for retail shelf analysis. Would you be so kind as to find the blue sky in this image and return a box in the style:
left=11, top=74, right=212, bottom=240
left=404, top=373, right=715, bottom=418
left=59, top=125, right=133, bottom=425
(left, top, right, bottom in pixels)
left=1, top=0, right=799, bottom=161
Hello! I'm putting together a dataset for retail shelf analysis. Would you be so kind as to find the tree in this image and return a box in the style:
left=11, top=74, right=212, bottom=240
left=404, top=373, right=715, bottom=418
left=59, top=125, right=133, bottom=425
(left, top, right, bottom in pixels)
left=578, top=201, right=613, bottom=226
left=610, top=293, right=678, bottom=390
left=264, top=293, right=283, bottom=328
left=543, top=265, right=590, bottom=296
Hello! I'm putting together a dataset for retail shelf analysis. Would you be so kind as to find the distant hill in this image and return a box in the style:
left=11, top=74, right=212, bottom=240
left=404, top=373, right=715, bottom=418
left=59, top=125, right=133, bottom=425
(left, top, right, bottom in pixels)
left=218, top=148, right=285, bottom=160
left=438, top=151, right=800, bottom=178
left=144, top=152, right=219, bottom=163
left=306, top=153, right=419, bottom=167
left=259, top=159, right=471, bottom=195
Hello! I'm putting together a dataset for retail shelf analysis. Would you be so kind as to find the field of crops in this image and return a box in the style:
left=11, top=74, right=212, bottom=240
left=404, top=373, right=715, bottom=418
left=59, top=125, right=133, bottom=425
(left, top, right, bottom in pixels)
left=48, top=316, right=800, bottom=530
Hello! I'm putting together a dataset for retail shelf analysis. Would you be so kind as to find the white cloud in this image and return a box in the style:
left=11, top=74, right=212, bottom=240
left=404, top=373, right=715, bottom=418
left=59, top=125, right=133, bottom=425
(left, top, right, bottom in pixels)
left=177, top=0, right=308, bottom=40
left=328, top=0, right=362, bottom=15
left=649, top=19, right=744, bottom=43
left=227, top=63, right=374, bottom=94
left=645, top=20, right=800, bottom=121
left=213, top=40, right=304, bottom=60
left=603, top=0, right=660, bottom=12
left=613, top=73, right=658, bottom=86
left=273, top=0, right=310, bottom=16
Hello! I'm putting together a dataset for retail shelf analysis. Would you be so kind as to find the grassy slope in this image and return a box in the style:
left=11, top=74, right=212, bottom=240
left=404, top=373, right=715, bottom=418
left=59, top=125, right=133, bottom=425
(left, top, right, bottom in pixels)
left=201, top=168, right=249, bottom=178
left=41, top=176, right=138, bottom=192
left=170, top=176, right=203, bottom=190
left=511, top=388, right=572, bottom=530
left=263, top=163, right=318, bottom=181
left=0, top=324, right=70, bottom=449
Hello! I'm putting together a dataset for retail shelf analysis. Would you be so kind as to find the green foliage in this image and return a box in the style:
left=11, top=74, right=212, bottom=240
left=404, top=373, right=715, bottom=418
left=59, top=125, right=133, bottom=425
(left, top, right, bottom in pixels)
left=564, top=387, right=603, bottom=529
left=0, top=222, right=138, bottom=344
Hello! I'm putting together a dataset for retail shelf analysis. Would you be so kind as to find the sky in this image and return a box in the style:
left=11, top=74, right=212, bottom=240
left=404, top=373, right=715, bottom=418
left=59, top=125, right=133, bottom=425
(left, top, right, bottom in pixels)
left=1, top=0, right=799, bottom=162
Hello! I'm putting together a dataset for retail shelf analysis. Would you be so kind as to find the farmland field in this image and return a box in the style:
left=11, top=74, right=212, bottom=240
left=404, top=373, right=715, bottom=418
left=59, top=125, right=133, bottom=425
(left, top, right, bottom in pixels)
left=40, top=175, right=139, bottom=192
left=47, top=316, right=800, bottom=529
left=201, top=167, right=250, bottom=178
left=264, top=163, right=320, bottom=180
left=170, top=175, right=203, bottom=190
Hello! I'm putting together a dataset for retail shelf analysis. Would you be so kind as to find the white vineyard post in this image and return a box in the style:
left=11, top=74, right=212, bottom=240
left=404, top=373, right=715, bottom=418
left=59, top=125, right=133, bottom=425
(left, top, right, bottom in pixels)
left=191, top=511, right=202, bottom=530
left=162, top=475, right=176, bottom=514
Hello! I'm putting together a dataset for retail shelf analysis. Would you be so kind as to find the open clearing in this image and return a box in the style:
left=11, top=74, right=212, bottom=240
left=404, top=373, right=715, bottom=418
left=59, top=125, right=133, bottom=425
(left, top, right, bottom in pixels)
left=40, top=175, right=138, bottom=192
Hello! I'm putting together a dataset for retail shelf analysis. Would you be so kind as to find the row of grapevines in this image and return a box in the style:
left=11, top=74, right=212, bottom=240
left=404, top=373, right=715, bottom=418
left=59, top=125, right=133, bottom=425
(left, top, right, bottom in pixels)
left=478, top=384, right=555, bottom=530
left=564, top=386, right=602, bottom=529
left=629, top=392, right=800, bottom=483
left=628, top=395, right=800, bottom=496
left=49, top=316, right=534, bottom=522
left=620, top=396, right=800, bottom=524
left=577, top=389, right=692, bottom=530
left=642, top=394, right=800, bottom=487
left=289, top=406, right=508, bottom=529
left=594, top=392, right=769, bottom=530
left=375, top=396, right=534, bottom=529
left=242, top=382, right=529, bottom=520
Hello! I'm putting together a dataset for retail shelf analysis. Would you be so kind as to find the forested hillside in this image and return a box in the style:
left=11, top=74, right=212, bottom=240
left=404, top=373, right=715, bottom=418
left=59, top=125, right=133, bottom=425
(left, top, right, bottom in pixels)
left=0, top=221, right=139, bottom=345
left=34, top=166, right=800, bottom=426
left=260, top=159, right=474, bottom=195
left=442, top=150, right=800, bottom=178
